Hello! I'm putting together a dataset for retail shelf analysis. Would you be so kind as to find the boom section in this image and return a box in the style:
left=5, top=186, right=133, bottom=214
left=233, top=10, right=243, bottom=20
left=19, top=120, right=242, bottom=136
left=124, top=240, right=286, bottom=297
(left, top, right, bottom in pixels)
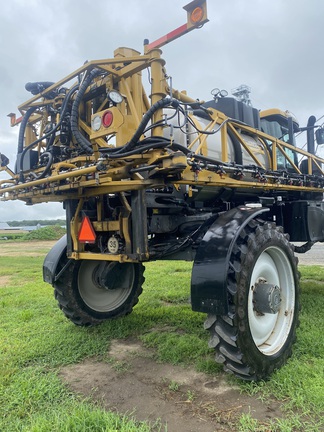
left=1, top=48, right=324, bottom=263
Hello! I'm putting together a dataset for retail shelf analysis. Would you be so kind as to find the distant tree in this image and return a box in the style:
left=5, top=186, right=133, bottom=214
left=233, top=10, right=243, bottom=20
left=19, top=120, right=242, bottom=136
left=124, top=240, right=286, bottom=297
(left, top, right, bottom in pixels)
left=7, top=219, right=65, bottom=227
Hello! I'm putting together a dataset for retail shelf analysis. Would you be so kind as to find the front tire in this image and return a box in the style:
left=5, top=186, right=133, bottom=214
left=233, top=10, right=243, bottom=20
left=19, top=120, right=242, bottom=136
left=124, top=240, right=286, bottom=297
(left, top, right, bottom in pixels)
left=205, top=220, right=300, bottom=380
left=54, top=259, right=145, bottom=326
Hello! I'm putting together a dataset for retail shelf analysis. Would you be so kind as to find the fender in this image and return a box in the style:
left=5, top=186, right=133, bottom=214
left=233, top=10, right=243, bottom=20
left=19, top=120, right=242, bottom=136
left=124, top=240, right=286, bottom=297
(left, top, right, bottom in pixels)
left=191, top=206, right=269, bottom=315
left=43, top=234, right=68, bottom=285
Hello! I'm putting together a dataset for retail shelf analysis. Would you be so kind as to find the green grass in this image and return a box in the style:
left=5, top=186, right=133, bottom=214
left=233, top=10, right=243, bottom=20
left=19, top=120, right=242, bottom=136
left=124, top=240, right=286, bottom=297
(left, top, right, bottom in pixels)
left=237, top=265, right=324, bottom=431
left=0, top=248, right=323, bottom=431
left=0, top=232, right=25, bottom=240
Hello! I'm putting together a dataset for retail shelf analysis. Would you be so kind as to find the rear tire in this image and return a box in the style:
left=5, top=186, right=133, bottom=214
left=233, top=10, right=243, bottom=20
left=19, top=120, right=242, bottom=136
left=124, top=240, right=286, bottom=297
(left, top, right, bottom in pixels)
left=54, top=258, right=145, bottom=326
left=204, top=220, right=300, bottom=380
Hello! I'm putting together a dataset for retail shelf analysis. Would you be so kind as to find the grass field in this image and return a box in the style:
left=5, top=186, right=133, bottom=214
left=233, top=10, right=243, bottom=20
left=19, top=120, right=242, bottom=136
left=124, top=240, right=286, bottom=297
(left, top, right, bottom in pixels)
left=0, top=240, right=323, bottom=431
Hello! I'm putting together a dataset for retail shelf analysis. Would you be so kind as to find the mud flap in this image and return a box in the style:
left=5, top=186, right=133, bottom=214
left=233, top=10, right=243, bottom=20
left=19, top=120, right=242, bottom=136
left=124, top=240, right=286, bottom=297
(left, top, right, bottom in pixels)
left=191, top=206, right=269, bottom=315
left=43, top=234, right=67, bottom=285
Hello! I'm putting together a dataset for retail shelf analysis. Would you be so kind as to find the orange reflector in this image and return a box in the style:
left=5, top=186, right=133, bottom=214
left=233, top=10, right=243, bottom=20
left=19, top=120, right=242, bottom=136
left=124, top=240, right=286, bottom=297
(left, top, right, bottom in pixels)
left=190, top=6, right=203, bottom=23
left=78, top=216, right=96, bottom=243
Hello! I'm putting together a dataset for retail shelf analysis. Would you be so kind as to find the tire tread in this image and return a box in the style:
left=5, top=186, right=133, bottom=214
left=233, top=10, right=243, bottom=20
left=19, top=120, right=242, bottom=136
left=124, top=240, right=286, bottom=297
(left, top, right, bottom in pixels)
left=204, top=220, right=300, bottom=381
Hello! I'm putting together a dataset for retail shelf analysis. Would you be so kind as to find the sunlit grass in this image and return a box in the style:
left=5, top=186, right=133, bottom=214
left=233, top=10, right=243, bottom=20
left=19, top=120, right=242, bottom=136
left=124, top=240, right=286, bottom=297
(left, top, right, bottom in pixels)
left=238, top=265, right=324, bottom=430
left=0, top=245, right=323, bottom=431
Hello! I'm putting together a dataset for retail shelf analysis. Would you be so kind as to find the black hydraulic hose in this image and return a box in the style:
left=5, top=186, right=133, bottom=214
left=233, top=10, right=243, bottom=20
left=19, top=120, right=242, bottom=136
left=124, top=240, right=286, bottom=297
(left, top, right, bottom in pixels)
left=17, top=106, right=38, bottom=154
left=101, top=137, right=228, bottom=177
left=20, top=128, right=55, bottom=172
left=101, top=131, right=236, bottom=176
left=170, top=141, right=234, bottom=167
left=101, top=99, right=180, bottom=156
left=128, top=97, right=175, bottom=148
left=29, top=152, right=53, bottom=180
left=140, top=136, right=171, bottom=144
left=46, top=128, right=56, bottom=150
left=70, top=69, right=100, bottom=154
left=18, top=84, right=79, bottom=181
left=143, top=106, right=182, bottom=134
left=293, top=241, right=315, bottom=254
left=19, top=84, right=77, bottom=155
left=99, top=136, right=182, bottom=158
left=19, top=84, right=79, bottom=175
left=187, top=115, right=224, bottom=135
left=58, top=84, right=79, bottom=121
left=101, top=136, right=227, bottom=168
left=169, top=142, right=191, bottom=155
left=114, top=97, right=178, bottom=155
left=101, top=141, right=169, bottom=158
left=25, top=81, right=55, bottom=96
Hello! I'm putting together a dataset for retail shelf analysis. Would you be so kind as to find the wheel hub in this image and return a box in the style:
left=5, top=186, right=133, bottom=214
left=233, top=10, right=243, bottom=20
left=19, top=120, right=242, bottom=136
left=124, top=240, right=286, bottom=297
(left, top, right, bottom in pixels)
left=253, top=280, right=281, bottom=314
left=93, top=262, right=124, bottom=290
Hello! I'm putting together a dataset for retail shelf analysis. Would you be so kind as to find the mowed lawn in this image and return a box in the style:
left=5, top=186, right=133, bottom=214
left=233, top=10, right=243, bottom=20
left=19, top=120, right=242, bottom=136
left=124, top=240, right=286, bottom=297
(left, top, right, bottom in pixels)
left=0, top=240, right=323, bottom=431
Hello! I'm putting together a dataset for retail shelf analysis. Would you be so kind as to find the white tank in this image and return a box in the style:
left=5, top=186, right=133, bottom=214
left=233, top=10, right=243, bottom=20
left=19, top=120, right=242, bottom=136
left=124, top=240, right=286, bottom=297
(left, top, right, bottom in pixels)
left=164, top=109, right=270, bottom=170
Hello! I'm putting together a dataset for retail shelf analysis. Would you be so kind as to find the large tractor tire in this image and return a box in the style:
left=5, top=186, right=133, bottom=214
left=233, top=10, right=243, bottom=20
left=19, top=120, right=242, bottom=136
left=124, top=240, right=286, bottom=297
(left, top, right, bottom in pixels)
left=204, top=220, right=300, bottom=380
left=53, top=258, right=145, bottom=326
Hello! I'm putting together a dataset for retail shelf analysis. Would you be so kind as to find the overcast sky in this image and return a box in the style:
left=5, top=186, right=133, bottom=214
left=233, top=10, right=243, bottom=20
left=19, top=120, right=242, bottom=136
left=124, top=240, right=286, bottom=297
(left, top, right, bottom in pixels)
left=1, top=0, right=323, bottom=221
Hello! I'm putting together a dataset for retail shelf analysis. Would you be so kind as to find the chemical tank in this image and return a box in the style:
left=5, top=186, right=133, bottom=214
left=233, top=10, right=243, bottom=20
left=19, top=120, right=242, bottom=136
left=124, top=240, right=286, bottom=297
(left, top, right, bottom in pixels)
left=163, top=97, right=270, bottom=202
left=165, top=97, right=269, bottom=168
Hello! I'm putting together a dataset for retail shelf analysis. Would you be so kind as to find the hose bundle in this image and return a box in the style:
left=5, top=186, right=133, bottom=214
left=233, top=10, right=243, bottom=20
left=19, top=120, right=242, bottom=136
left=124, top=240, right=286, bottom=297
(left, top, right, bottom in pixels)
left=70, top=69, right=101, bottom=154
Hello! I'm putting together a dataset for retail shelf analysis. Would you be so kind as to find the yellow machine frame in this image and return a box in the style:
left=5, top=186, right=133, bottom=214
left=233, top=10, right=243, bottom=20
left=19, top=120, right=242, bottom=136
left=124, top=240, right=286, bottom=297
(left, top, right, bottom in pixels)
left=1, top=0, right=324, bottom=263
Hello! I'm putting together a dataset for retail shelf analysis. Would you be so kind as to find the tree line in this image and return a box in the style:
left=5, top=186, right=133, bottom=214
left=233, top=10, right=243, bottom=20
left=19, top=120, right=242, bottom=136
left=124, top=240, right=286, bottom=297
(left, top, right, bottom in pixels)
left=7, top=219, right=65, bottom=227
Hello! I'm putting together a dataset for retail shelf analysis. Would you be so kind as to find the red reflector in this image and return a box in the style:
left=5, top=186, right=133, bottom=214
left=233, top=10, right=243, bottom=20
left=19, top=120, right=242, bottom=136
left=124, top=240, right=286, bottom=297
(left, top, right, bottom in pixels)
left=102, top=110, right=113, bottom=128
left=78, top=216, right=96, bottom=243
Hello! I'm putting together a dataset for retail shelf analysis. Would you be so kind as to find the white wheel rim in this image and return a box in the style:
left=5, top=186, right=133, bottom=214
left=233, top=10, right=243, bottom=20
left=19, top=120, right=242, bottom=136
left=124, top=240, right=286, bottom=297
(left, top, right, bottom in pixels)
left=78, top=261, right=135, bottom=312
left=248, top=246, right=295, bottom=356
